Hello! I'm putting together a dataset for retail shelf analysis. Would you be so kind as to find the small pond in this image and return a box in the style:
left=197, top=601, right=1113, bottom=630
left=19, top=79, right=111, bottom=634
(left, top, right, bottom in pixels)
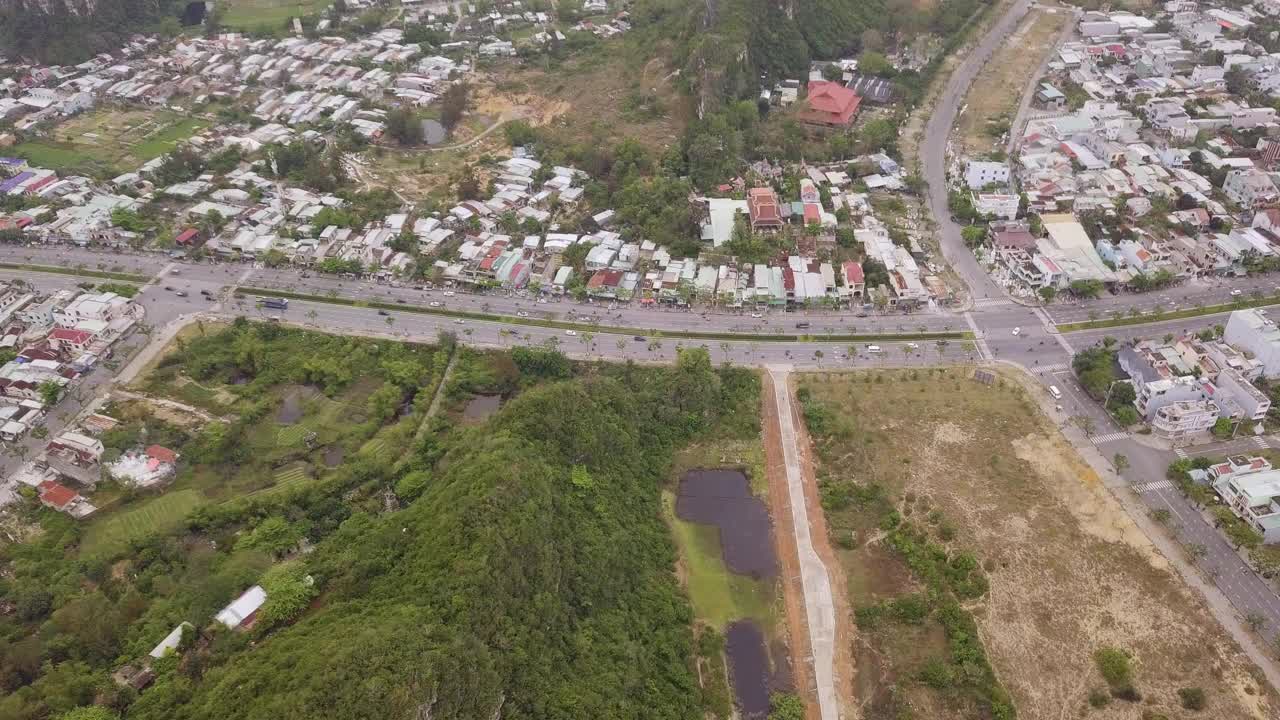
left=675, top=469, right=777, bottom=578
left=462, top=394, right=503, bottom=422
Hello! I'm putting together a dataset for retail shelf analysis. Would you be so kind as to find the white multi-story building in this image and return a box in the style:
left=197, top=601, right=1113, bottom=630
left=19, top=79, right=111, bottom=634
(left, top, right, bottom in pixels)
left=1151, top=399, right=1220, bottom=440
left=1225, top=309, right=1280, bottom=377
left=1223, top=169, right=1279, bottom=209
left=973, top=193, right=1019, bottom=221
left=1211, top=458, right=1280, bottom=543
left=964, top=161, right=1010, bottom=190
left=1134, top=375, right=1207, bottom=420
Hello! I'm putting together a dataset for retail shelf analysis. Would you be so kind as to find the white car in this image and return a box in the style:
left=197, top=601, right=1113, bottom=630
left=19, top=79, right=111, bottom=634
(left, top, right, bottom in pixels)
left=1011, top=327, right=1021, bottom=336
left=453, top=318, right=465, bottom=324
left=537, top=298, right=548, bottom=304
left=443, top=291, right=456, bottom=297
left=750, top=312, right=762, bottom=318
left=905, top=342, right=919, bottom=350
left=517, top=311, right=529, bottom=317
left=429, top=301, right=442, bottom=307
left=1230, top=289, right=1243, bottom=297
left=565, top=329, right=578, bottom=336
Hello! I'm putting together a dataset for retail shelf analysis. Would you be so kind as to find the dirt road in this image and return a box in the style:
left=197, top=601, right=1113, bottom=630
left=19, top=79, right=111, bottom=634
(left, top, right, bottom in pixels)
left=765, top=367, right=840, bottom=720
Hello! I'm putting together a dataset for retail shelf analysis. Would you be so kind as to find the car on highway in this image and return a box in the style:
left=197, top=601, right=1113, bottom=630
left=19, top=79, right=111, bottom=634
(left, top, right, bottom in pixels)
left=395, top=298, right=406, bottom=304
left=633, top=335, right=645, bottom=341
left=856, top=312, right=869, bottom=318
left=795, top=322, right=811, bottom=329
left=453, top=318, right=465, bottom=324
left=867, top=345, right=883, bottom=353
left=429, top=301, right=442, bottom=307
left=1231, top=289, right=1243, bottom=297
left=905, top=342, right=919, bottom=350
left=377, top=309, right=389, bottom=316
left=565, top=330, right=578, bottom=336
left=537, top=298, right=548, bottom=304
left=1011, top=327, right=1021, bottom=336
left=750, top=312, right=762, bottom=318
left=443, top=291, right=456, bottom=297
left=163, top=286, right=174, bottom=291
left=516, top=311, right=529, bottom=317
left=175, top=290, right=188, bottom=297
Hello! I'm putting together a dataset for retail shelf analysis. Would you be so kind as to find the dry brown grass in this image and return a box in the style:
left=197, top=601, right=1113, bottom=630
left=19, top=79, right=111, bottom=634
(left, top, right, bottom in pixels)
left=491, top=41, right=692, bottom=154
left=798, top=367, right=1277, bottom=719
left=955, top=6, right=1068, bottom=157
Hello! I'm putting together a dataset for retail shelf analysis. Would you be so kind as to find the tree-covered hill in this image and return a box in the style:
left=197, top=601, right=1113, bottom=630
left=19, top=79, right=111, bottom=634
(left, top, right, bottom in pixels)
left=126, top=355, right=745, bottom=719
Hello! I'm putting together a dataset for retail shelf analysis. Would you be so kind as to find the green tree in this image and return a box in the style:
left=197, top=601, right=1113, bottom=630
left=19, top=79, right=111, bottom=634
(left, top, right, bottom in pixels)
left=768, top=693, right=805, bottom=720
left=38, top=380, right=63, bottom=406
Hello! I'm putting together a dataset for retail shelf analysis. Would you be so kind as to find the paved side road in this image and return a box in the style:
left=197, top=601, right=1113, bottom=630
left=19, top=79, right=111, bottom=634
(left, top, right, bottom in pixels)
left=766, top=368, right=838, bottom=720
left=923, top=0, right=1033, bottom=300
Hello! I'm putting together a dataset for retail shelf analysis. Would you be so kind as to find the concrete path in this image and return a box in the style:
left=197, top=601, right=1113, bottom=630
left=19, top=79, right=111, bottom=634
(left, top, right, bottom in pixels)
left=767, top=367, right=839, bottom=720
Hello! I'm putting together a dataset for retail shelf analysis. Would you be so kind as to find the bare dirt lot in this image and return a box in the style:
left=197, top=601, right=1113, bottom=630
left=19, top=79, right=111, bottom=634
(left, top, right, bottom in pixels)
left=796, top=367, right=1277, bottom=719
left=954, top=5, right=1068, bottom=157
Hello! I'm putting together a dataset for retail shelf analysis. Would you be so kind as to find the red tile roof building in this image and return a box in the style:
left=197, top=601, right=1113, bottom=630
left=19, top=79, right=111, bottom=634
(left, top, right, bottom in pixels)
left=146, top=445, right=179, bottom=464
left=38, top=480, right=79, bottom=511
left=747, top=188, right=782, bottom=232
left=798, top=81, right=862, bottom=128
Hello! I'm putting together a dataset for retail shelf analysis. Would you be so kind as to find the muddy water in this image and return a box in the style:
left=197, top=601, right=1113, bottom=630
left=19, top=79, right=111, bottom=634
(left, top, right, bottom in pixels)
left=675, top=469, right=777, bottom=578
left=726, top=621, right=771, bottom=719
left=462, top=394, right=502, bottom=422
left=276, top=387, right=306, bottom=424
left=323, top=445, right=345, bottom=467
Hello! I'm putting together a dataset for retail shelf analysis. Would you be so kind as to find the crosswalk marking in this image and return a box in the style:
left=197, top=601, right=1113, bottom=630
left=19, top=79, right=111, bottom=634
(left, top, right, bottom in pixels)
left=974, top=298, right=1015, bottom=307
left=1175, top=447, right=1188, bottom=459
left=1252, top=436, right=1270, bottom=450
left=1036, top=362, right=1068, bottom=374
left=1133, top=479, right=1175, bottom=493
left=1091, top=431, right=1128, bottom=444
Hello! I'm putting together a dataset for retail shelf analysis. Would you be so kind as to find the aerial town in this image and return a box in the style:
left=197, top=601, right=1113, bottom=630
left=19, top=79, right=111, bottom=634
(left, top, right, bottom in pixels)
left=10, top=0, right=1280, bottom=718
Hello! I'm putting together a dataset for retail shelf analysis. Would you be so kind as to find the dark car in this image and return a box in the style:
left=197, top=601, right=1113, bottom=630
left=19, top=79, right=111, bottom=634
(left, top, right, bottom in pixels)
left=633, top=335, right=645, bottom=341
left=396, top=298, right=406, bottom=304
left=795, top=322, right=811, bottom=329
left=377, top=309, right=389, bottom=316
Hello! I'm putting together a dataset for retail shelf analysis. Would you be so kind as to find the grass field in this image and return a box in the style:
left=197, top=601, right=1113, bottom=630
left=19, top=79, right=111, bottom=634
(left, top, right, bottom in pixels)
left=81, top=489, right=204, bottom=557
left=13, top=109, right=208, bottom=177
left=220, top=0, right=333, bottom=30
left=955, top=5, right=1067, bottom=157
left=798, top=368, right=1276, bottom=719
left=662, top=491, right=776, bottom=630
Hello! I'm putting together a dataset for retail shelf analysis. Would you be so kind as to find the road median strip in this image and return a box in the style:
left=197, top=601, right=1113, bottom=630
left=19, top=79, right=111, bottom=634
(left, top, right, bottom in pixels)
left=239, top=286, right=973, bottom=344
left=1057, top=294, right=1280, bottom=333
left=0, top=262, right=151, bottom=283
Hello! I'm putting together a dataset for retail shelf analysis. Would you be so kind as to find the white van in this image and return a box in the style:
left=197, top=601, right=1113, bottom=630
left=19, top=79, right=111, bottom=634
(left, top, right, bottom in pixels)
left=867, top=345, right=883, bottom=353
left=1049, top=385, right=1062, bottom=400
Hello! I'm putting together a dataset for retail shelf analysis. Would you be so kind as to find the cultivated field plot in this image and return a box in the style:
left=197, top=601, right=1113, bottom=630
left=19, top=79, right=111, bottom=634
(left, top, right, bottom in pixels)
left=955, top=6, right=1067, bottom=157
left=220, top=0, right=333, bottom=31
left=796, top=368, right=1276, bottom=719
left=14, top=108, right=208, bottom=177
left=80, top=489, right=203, bottom=557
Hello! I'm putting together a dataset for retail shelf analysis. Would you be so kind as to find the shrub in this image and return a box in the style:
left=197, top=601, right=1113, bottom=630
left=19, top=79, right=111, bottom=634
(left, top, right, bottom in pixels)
left=1179, top=687, right=1207, bottom=710
left=1110, top=684, right=1141, bottom=702
left=1087, top=688, right=1110, bottom=708
left=1094, top=647, right=1133, bottom=687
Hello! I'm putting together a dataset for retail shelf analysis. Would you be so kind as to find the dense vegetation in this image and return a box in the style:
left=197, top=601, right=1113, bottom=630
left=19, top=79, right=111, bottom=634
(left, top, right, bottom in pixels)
left=0, top=318, right=759, bottom=720
left=0, top=0, right=185, bottom=64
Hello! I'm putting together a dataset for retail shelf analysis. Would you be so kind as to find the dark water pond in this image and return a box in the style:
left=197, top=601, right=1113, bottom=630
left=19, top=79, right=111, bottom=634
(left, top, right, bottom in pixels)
left=675, top=469, right=776, bottom=578
left=323, top=445, right=345, bottom=467
left=422, top=119, right=446, bottom=145
left=726, top=620, right=771, bottom=718
left=181, top=1, right=206, bottom=25
left=462, top=394, right=502, bottom=422
left=276, top=388, right=306, bottom=424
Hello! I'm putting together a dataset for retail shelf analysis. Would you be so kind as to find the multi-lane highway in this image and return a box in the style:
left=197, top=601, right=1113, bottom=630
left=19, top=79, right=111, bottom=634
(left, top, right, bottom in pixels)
left=6, top=14, right=1280, bottom=691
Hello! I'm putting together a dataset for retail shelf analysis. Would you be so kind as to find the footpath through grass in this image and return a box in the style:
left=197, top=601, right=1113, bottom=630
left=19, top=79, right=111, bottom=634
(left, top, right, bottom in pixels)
left=242, top=286, right=973, bottom=344
left=1057, top=293, right=1280, bottom=332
